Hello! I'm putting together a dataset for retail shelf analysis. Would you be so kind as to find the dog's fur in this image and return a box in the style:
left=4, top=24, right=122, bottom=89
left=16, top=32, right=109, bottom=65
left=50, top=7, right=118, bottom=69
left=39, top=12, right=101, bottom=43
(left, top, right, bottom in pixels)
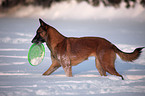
left=32, top=19, right=144, bottom=80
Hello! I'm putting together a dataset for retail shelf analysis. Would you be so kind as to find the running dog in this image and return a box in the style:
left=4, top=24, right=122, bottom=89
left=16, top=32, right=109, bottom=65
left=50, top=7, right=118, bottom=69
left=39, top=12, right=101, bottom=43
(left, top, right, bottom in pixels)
left=32, top=19, right=144, bottom=80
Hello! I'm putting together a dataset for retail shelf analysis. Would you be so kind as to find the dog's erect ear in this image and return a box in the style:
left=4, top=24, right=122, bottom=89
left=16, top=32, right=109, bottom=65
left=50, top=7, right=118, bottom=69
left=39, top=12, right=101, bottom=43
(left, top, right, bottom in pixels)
left=39, top=18, right=47, bottom=26
left=39, top=18, right=48, bottom=30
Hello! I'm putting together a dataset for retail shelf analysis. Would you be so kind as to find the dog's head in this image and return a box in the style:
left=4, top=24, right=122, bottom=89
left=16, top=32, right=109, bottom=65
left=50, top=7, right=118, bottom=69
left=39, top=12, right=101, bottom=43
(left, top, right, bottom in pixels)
left=31, top=19, right=48, bottom=45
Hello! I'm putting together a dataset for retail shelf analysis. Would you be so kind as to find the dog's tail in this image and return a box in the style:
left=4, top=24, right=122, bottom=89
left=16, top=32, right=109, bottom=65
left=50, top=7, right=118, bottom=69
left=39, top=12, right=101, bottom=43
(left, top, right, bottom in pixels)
left=113, top=45, right=144, bottom=62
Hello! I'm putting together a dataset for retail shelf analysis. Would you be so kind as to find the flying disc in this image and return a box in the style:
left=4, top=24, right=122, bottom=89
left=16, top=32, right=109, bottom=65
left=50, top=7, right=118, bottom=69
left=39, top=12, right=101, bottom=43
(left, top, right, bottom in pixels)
left=28, top=43, right=45, bottom=66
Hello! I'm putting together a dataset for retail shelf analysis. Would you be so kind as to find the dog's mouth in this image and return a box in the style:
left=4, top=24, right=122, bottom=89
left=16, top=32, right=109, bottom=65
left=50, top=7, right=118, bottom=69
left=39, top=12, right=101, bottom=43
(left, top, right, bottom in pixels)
left=31, top=35, right=45, bottom=45
left=31, top=39, right=43, bottom=45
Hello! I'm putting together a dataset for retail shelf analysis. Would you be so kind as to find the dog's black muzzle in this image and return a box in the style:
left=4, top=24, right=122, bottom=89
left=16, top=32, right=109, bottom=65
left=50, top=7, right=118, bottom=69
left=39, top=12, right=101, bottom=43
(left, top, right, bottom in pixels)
left=31, top=34, right=45, bottom=45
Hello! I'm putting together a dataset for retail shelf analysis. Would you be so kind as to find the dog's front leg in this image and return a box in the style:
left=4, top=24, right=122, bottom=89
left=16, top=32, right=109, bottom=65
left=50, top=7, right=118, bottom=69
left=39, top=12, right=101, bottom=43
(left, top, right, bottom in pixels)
left=60, top=56, right=72, bottom=77
left=63, top=65, right=72, bottom=77
left=43, top=60, right=61, bottom=76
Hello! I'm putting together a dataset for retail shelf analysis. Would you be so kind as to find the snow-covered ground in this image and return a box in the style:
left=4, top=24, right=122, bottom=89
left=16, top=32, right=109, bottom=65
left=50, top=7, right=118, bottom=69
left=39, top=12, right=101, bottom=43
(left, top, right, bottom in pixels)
left=0, top=18, right=145, bottom=96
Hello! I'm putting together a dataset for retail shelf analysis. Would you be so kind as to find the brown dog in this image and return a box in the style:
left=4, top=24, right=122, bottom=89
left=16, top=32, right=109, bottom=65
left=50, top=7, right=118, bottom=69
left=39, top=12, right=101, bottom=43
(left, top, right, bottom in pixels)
left=32, top=19, right=144, bottom=80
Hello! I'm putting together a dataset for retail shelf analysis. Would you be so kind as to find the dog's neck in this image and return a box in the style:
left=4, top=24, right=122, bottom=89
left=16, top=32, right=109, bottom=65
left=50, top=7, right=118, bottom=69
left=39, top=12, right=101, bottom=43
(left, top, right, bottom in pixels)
left=46, top=26, right=66, bottom=51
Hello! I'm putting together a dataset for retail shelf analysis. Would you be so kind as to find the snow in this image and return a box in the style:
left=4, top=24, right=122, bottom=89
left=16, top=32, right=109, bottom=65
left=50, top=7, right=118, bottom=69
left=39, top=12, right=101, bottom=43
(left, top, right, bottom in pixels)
left=0, top=1, right=145, bottom=96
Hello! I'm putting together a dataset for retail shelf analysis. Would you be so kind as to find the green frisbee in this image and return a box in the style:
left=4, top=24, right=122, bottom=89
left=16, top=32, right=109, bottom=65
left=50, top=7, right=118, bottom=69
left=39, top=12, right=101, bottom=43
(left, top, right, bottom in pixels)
left=28, top=43, right=45, bottom=66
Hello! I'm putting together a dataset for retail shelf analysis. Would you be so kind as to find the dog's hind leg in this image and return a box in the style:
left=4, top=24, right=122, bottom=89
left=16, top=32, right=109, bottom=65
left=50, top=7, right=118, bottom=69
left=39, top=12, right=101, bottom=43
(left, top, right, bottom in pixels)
left=95, top=57, right=106, bottom=76
left=43, top=60, right=61, bottom=76
left=99, top=49, right=124, bottom=80
left=106, top=66, right=124, bottom=80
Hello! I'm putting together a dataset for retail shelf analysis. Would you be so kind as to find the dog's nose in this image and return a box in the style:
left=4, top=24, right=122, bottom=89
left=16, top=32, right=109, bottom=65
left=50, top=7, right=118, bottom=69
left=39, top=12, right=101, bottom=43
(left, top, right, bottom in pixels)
left=31, top=40, right=33, bottom=43
left=31, top=35, right=38, bottom=43
left=31, top=39, right=37, bottom=43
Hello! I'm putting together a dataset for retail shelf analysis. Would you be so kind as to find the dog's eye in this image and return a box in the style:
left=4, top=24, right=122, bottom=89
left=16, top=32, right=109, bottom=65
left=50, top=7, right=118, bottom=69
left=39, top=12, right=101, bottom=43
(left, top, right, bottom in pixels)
left=37, top=31, right=43, bottom=34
